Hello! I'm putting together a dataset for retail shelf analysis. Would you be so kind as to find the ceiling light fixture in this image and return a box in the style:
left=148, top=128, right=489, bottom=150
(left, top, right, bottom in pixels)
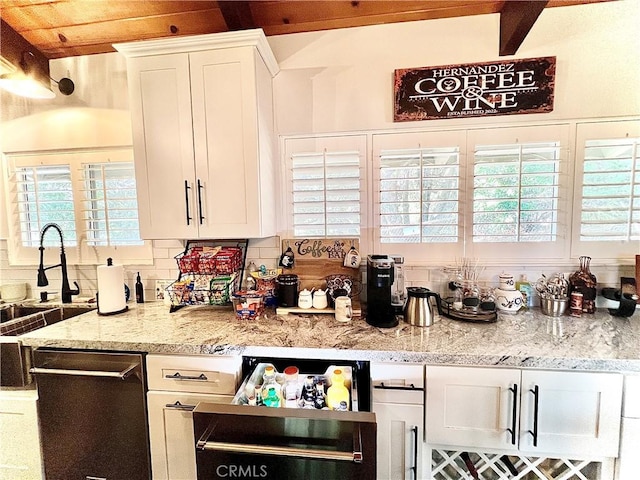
left=0, top=51, right=75, bottom=99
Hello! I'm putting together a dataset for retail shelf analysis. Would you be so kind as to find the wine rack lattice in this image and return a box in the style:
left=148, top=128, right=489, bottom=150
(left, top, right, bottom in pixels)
left=431, top=449, right=610, bottom=480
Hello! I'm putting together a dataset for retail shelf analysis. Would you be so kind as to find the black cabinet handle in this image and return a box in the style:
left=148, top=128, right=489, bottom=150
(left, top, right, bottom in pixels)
left=507, top=383, right=518, bottom=445
left=373, top=382, right=423, bottom=391
left=411, top=425, right=418, bottom=479
left=165, top=372, right=208, bottom=381
left=528, top=385, right=539, bottom=447
left=197, top=179, right=204, bottom=224
left=184, top=180, right=192, bottom=226
left=165, top=400, right=197, bottom=411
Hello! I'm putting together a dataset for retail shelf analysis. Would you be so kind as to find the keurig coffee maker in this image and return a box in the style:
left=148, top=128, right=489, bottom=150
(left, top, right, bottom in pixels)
left=366, top=255, right=398, bottom=328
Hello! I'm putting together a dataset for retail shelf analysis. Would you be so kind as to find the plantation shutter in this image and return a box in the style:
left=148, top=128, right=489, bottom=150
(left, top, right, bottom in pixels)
left=291, top=151, right=361, bottom=237
left=579, top=138, right=640, bottom=241
left=14, top=165, right=77, bottom=247
left=285, top=135, right=366, bottom=239
left=82, top=162, right=143, bottom=246
left=473, top=142, right=561, bottom=243
left=379, top=147, right=459, bottom=243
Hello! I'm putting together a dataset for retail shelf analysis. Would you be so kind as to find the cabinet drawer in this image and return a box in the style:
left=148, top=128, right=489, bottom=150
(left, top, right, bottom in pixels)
left=372, top=362, right=424, bottom=405
left=148, top=390, right=233, bottom=480
left=147, top=354, right=241, bottom=394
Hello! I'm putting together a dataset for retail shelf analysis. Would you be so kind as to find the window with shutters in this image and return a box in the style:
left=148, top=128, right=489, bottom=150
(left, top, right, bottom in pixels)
left=15, top=164, right=77, bottom=248
left=473, top=142, right=560, bottom=243
left=83, top=162, right=143, bottom=247
left=572, top=120, right=640, bottom=258
left=379, top=147, right=459, bottom=243
left=372, top=130, right=465, bottom=260
left=4, top=148, right=152, bottom=266
left=284, top=135, right=367, bottom=241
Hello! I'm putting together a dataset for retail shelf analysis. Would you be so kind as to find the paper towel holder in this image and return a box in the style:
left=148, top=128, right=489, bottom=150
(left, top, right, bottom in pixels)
left=97, top=258, right=129, bottom=316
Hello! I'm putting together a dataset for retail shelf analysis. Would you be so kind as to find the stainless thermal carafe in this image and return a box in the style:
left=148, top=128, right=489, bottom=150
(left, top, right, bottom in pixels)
left=404, top=287, right=443, bottom=327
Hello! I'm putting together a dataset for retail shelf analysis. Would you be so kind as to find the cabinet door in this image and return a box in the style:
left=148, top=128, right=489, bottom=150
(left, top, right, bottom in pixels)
left=190, top=47, right=275, bottom=238
left=0, top=391, right=43, bottom=480
left=373, top=362, right=425, bottom=480
left=126, top=53, right=198, bottom=239
left=520, top=370, right=622, bottom=458
left=374, top=401, right=423, bottom=480
left=426, top=366, right=521, bottom=451
left=148, top=391, right=232, bottom=480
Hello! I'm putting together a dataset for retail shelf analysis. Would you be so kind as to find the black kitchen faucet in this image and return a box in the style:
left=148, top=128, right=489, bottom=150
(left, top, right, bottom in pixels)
left=37, top=223, right=80, bottom=303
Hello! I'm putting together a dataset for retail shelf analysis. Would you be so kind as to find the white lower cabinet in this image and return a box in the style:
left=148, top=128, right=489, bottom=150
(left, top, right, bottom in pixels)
left=615, top=375, right=640, bottom=480
left=146, top=354, right=242, bottom=480
left=0, top=389, right=43, bottom=480
left=426, top=365, right=623, bottom=459
left=372, top=362, right=426, bottom=480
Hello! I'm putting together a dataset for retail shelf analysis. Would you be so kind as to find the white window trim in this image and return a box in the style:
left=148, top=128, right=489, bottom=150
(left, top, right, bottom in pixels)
left=2, top=147, right=153, bottom=266
left=571, top=119, right=640, bottom=261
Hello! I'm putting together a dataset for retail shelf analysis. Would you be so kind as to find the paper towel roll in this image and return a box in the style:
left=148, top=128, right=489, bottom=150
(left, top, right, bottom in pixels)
left=97, top=260, right=127, bottom=315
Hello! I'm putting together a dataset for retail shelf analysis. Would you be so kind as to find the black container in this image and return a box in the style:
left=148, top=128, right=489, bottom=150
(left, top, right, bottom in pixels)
left=276, top=274, right=299, bottom=307
left=366, top=255, right=397, bottom=328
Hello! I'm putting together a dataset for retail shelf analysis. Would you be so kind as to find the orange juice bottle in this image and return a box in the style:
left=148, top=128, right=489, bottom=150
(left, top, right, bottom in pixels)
left=326, top=369, right=350, bottom=411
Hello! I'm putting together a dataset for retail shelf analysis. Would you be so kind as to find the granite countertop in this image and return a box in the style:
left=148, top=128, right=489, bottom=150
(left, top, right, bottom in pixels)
left=18, top=301, right=640, bottom=373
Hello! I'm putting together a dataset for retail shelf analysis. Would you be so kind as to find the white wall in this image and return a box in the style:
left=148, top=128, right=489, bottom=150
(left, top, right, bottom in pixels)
left=269, top=0, right=640, bottom=134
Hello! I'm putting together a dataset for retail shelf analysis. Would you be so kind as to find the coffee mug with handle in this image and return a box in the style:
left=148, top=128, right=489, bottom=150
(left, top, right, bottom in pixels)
left=334, top=296, right=352, bottom=322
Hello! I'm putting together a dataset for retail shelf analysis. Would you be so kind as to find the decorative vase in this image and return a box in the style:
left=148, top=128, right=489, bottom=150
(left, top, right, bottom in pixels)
left=569, top=256, right=597, bottom=313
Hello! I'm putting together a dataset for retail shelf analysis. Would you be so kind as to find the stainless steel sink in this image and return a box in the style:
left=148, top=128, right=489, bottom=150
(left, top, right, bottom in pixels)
left=0, top=303, right=96, bottom=387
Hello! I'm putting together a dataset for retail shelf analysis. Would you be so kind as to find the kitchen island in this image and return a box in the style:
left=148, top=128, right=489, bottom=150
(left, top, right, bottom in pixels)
left=19, top=301, right=640, bottom=373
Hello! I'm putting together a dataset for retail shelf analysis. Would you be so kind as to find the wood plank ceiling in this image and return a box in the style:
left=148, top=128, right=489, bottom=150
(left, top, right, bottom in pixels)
left=0, top=0, right=608, bottom=81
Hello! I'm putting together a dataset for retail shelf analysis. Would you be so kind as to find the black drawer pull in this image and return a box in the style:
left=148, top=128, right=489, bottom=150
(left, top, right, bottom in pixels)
left=374, top=382, right=423, bottom=391
left=165, top=372, right=208, bottom=381
left=165, top=401, right=197, bottom=411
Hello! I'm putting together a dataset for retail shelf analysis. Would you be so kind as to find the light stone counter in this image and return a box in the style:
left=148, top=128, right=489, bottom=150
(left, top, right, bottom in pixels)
left=18, top=301, right=640, bottom=373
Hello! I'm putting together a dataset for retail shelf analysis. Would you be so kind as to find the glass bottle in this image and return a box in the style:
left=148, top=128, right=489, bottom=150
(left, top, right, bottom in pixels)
left=263, top=386, right=281, bottom=408
left=283, top=366, right=300, bottom=407
left=299, top=375, right=316, bottom=408
left=569, top=256, right=597, bottom=313
left=245, top=261, right=258, bottom=290
left=314, top=381, right=327, bottom=409
left=261, top=365, right=281, bottom=404
left=326, top=369, right=350, bottom=411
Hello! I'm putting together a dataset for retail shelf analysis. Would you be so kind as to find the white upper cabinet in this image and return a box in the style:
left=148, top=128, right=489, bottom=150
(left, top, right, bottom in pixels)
left=115, top=30, right=279, bottom=239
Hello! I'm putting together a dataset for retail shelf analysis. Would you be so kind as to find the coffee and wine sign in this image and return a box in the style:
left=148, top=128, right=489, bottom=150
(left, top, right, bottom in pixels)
left=394, top=56, right=556, bottom=122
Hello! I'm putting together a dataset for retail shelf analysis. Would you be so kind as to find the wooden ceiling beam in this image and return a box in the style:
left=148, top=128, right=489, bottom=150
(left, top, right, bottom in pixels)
left=499, top=0, right=549, bottom=56
left=217, top=1, right=257, bottom=31
left=0, top=18, right=50, bottom=83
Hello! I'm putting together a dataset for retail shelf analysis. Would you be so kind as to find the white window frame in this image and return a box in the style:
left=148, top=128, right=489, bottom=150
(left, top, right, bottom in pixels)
left=2, top=147, right=153, bottom=266
left=282, top=135, right=368, bottom=247
left=372, top=130, right=466, bottom=262
left=571, top=119, right=640, bottom=261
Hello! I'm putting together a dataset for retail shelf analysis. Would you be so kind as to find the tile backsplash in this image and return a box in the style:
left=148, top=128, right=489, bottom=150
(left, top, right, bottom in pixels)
left=0, top=237, right=634, bottom=305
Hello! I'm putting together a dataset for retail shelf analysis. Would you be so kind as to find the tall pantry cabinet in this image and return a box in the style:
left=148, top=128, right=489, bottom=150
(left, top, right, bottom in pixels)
left=115, top=30, right=279, bottom=239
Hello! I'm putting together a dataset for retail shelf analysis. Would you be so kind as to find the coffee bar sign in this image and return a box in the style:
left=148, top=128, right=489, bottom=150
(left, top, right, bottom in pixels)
left=394, top=56, right=556, bottom=121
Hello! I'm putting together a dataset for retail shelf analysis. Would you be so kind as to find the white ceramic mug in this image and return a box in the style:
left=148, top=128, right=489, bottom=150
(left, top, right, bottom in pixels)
left=344, top=248, right=361, bottom=269
left=312, top=289, right=328, bottom=309
left=334, top=296, right=352, bottom=322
